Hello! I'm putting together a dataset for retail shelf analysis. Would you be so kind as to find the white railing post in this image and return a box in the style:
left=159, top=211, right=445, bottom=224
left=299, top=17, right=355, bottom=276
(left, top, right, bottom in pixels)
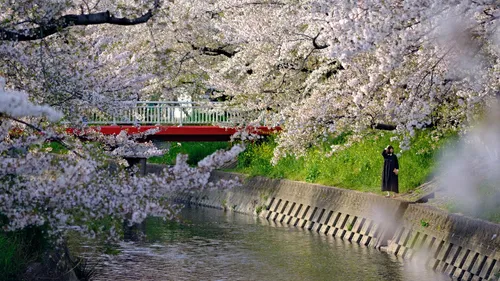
left=179, top=106, right=183, bottom=126
left=156, top=103, right=160, bottom=125
left=65, top=101, right=243, bottom=126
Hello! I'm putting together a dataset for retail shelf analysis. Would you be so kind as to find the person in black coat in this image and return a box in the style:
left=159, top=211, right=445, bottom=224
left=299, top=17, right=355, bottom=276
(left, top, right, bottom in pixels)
left=382, top=145, right=399, bottom=197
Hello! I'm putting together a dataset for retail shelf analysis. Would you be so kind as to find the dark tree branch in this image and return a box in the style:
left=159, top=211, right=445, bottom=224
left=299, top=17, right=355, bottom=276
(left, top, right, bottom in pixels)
left=292, top=30, right=329, bottom=50
left=372, top=123, right=397, bottom=131
left=176, top=38, right=239, bottom=58
left=372, top=122, right=438, bottom=131
left=276, top=62, right=311, bottom=73
left=0, top=0, right=160, bottom=41
left=312, top=30, right=329, bottom=50
left=191, top=44, right=239, bottom=58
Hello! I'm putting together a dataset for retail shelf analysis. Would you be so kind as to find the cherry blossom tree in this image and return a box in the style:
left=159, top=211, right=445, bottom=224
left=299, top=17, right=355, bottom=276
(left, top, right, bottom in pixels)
left=0, top=1, right=244, bottom=243
left=1, top=0, right=498, bottom=162
left=182, top=0, right=499, bottom=160
left=1, top=4, right=497, bottom=279
left=70, top=0, right=496, bottom=160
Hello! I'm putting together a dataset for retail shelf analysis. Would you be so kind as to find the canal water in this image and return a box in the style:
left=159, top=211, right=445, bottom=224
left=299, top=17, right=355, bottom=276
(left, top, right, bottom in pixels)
left=89, top=207, right=447, bottom=281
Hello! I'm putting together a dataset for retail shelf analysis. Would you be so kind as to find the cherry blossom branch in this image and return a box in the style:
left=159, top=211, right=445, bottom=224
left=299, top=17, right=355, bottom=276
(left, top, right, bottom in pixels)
left=0, top=0, right=161, bottom=41
left=3, top=114, right=84, bottom=158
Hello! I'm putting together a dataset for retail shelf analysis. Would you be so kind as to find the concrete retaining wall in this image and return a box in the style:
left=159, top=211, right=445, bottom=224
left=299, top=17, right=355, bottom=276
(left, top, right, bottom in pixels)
left=388, top=204, right=500, bottom=281
left=173, top=171, right=407, bottom=249
left=165, top=169, right=500, bottom=281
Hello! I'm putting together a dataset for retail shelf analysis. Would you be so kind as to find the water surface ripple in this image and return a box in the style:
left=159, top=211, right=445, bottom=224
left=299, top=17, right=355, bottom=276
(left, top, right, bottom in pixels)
left=89, top=207, right=447, bottom=281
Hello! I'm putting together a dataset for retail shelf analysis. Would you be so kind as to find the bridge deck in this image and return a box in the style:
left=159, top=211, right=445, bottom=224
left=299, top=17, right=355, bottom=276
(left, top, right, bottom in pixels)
left=67, top=125, right=280, bottom=141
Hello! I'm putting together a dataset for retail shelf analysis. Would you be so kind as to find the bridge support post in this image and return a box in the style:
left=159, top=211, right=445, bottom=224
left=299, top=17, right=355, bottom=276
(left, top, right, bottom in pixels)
left=124, top=157, right=147, bottom=176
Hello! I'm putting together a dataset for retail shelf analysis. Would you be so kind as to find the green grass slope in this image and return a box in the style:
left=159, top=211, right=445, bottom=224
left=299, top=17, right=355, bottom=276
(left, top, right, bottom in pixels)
left=148, top=141, right=230, bottom=166
left=234, top=130, right=456, bottom=194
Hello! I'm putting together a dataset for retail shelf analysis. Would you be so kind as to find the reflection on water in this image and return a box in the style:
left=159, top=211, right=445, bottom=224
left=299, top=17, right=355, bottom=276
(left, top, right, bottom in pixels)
left=85, top=207, right=447, bottom=281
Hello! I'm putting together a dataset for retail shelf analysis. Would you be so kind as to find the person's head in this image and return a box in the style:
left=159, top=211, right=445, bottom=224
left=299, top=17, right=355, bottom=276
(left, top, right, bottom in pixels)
left=387, top=145, right=394, bottom=154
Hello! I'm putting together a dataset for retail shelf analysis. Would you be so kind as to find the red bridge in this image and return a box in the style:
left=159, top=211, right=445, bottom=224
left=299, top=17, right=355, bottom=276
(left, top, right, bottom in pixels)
left=67, top=125, right=279, bottom=141
left=66, top=101, right=280, bottom=141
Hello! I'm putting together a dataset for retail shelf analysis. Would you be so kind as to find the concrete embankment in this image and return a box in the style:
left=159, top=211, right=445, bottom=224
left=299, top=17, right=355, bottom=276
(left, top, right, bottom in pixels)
left=389, top=204, right=500, bottom=281
left=149, top=165, right=500, bottom=281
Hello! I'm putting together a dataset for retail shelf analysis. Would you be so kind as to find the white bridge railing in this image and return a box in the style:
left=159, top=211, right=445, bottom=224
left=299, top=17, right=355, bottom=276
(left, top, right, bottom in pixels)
left=83, top=101, right=241, bottom=126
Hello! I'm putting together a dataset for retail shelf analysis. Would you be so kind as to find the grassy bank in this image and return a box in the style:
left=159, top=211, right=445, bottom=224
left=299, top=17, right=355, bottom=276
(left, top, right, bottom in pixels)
left=234, top=130, right=457, bottom=194
left=0, top=227, right=47, bottom=281
left=0, top=234, right=25, bottom=280
left=428, top=183, right=500, bottom=223
left=148, top=141, right=230, bottom=166
left=40, top=140, right=231, bottom=167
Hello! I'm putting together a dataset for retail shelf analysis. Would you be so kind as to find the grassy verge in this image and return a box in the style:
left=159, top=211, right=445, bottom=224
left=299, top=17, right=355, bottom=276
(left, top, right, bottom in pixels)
left=148, top=142, right=231, bottom=166
left=234, top=130, right=457, bottom=194
left=41, top=141, right=70, bottom=154
left=40, top=140, right=232, bottom=167
left=0, top=234, right=25, bottom=280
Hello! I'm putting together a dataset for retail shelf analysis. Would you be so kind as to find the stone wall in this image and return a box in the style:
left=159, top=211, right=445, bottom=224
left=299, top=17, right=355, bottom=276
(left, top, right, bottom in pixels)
left=164, top=169, right=500, bottom=281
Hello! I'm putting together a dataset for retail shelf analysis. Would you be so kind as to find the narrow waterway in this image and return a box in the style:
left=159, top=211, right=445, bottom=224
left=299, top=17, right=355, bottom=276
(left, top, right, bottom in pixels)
left=88, top=207, right=447, bottom=281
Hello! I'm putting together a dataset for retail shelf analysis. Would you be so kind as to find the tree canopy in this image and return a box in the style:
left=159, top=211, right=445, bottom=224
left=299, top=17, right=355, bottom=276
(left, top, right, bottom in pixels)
left=1, top=0, right=498, bottom=158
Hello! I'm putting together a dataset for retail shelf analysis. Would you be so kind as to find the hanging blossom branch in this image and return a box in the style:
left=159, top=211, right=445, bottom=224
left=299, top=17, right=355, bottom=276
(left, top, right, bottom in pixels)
left=0, top=77, right=84, bottom=157
left=0, top=138, right=245, bottom=238
left=5, top=115, right=85, bottom=158
left=74, top=128, right=166, bottom=158
left=0, top=0, right=161, bottom=41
